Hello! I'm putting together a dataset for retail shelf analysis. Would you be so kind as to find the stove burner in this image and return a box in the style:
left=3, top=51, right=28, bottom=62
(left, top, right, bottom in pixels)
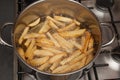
left=96, top=0, right=114, bottom=11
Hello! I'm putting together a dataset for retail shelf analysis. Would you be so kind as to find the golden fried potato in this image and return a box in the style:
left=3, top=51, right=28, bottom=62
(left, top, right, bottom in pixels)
left=39, top=20, right=50, bottom=33
left=59, top=29, right=86, bottom=38
left=58, top=23, right=76, bottom=32
left=50, top=62, right=59, bottom=71
left=73, top=19, right=81, bottom=25
left=46, top=32, right=60, bottom=47
left=52, top=65, right=69, bottom=73
left=36, top=38, right=54, bottom=47
left=30, top=56, right=49, bottom=66
left=48, top=20, right=59, bottom=29
left=47, top=16, right=65, bottom=27
left=23, top=33, right=41, bottom=39
left=72, top=57, right=86, bottom=71
left=53, top=33, right=74, bottom=53
left=54, top=15, right=73, bottom=23
left=21, top=14, right=39, bottom=25
left=69, top=39, right=82, bottom=50
left=83, top=31, right=91, bottom=53
left=38, top=62, right=50, bottom=71
left=25, top=39, right=35, bottom=60
left=69, top=48, right=94, bottom=64
left=85, top=54, right=94, bottom=65
left=18, top=47, right=25, bottom=60
left=59, top=61, right=81, bottom=73
left=49, top=53, right=67, bottom=63
left=24, top=39, right=31, bottom=47
left=42, top=47, right=63, bottom=54
left=18, top=27, right=29, bottom=44
left=33, top=49, right=54, bottom=57
left=28, top=18, right=40, bottom=27
left=60, top=50, right=81, bottom=65
left=88, top=37, right=94, bottom=49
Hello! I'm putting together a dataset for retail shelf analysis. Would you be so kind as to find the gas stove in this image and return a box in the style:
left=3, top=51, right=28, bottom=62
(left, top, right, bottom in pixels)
left=13, top=0, right=120, bottom=80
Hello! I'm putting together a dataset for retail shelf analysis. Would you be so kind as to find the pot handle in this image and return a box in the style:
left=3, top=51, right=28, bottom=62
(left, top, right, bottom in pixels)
left=101, top=23, right=116, bottom=47
left=0, top=22, right=14, bottom=47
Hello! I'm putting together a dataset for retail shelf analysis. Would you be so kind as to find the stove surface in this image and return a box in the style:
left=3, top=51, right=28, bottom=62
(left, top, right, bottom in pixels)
left=0, top=0, right=15, bottom=80
left=13, top=0, right=120, bottom=80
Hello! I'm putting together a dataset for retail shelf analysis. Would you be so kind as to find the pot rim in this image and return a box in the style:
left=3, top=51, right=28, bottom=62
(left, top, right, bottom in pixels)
left=13, top=0, right=102, bottom=76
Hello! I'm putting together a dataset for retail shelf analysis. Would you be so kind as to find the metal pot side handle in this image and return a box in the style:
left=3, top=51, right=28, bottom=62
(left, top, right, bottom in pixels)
left=0, top=22, right=14, bottom=47
left=101, top=23, right=116, bottom=47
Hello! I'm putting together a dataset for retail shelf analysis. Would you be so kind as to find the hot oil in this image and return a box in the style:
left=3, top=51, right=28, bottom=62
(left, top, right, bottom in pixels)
left=16, top=14, right=96, bottom=73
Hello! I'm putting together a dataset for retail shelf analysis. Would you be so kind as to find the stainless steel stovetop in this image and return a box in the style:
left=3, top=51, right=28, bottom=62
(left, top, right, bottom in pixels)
left=14, top=0, right=120, bottom=80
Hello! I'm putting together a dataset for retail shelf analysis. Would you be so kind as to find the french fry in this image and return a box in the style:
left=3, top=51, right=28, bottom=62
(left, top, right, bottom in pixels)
left=24, top=39, right=31, bottom=47
left=38, top=62, right=50, bottom=71
left=59, top=61, right=81, bottom=73
left=36, top=38, right=54, bottom=47
left=23, top=33, right=41, bottom=39
left=83, top=31, right=91, bottom=53
left=30, top=56, right=49, bottom=66
left=49, top=53, right=67, bottom=63
left=71, top=61, right=83, bottom=71
left=49, top=20, right=59, bottom=29
left=69, top=39, right=82, bottom=50
left=72, top=57, right=86, bottom=71
left=25, top=46, right=36, bottom=64
left=80, top=36, right=86, bottom=52
left=18, top=47, right=25, bottom=60
left=85, top=54, right=94, bottom=65
left=33, top=49, right=54, bottom=57
left=38, top=34, right=46, bottom=38
left=53, top=33, right=74, bottom=53
left=50, top=61, right=59, bottom=71
left=58, top=23, right=76, bottom=32
left=36, top=43, right=53, bottom=48
left=46, top=32, right=60, bottom=47
left=88, top=37, right=94, bottom=49
left=18, top=27, right=29, bottom=44
left=54, top=15, right=73, bottom=23
left=47, top=16, right=65, bottom=27
left=31, top=46, right=37, bottom=57
left=74, top=26, right=80, bottom=31
left=22, top=14, right=39, bottom=25
left=73, top=19, right=81, bottom=25
left=28, top=18, right=40, bottom=27
left=52, top=65, right=69, bottom=73
left=42, top=47, right=63, bottom=54
left=39, top=20, right=50, bottom=33
left=58, top=56, right=86, bottom=73
left=59, top=29, right=86, bottom=38
left=25, top=39, right=35, bottom=60
left=60, top=57, right=86, bottom=73
left=60, top=50, right=81, bottom=65
left=69, top=48, right=94, bottom=64
left=81, top=57, right=87, bottom=66
left=81, top=36, right=86, bottom=47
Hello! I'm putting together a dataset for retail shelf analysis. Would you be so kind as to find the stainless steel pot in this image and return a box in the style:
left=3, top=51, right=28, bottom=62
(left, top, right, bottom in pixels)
left=0, top=0, right=115, bottom=77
